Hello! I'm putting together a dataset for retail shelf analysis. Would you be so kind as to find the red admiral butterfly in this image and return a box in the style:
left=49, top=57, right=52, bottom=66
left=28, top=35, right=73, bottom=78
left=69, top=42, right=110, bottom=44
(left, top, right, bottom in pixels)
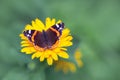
left=23, top=22, right=64, bottom=51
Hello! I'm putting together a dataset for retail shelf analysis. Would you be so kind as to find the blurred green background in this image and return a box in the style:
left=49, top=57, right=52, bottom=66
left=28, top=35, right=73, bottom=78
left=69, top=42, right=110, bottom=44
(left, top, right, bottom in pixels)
left=0, top=0, right=120, bottom=80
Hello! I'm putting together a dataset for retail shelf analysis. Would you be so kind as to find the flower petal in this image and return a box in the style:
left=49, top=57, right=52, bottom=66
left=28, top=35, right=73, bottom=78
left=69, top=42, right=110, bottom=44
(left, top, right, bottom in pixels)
left=21, top=47, right=36, bottom=54
left=59, top=42, right=73, bottom=47
left=58, top=51, right=69, bottom=59
left=32, top=51, right=43, bottom=59
left=61, top=36, right=73, bottom=41
left=32, top=21, right=37, bottom=29
left=51, top=18, right=55, bottom=26
left=56, top=20, right=62, bottom=24
left=40, top=54, right=45, bottom=62
left=53, top=48, right=67, bottom=52
left=35, top=18, right=45, bottom=31
left=21, top=44, right=30, bottom=47
left=74, top=49, right=83, bottom=67
left=61, top=28, right=70, bottom=38
left=47, top=57, right=53, bottom=65
left=25, top=24, right=34, bottom=30
left=51, top=52, right=58, bottom=61
left=19, top=34, right=27, bottom=40
left=31, top=53, right=36, bottom=59
left=21, top=41, right=29, bottom=44
left=45, top=17, right=51, bottom=30
left=68, top=63, right=76, bottom=73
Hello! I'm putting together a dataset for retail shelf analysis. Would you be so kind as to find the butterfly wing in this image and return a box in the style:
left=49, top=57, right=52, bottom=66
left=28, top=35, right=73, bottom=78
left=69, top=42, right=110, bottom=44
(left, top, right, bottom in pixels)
left=23, top=30, right=35, bottom=41
left=51, top=22, right=64, bottom=35
left=45, top=22, right=64, bottom=48
left=23, top=22, right=65, bottom=49
left=23, top=30, right=47, bottom=48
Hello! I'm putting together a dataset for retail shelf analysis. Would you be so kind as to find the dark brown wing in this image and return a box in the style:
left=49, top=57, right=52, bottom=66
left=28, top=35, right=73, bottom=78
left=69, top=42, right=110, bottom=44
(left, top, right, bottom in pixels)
left=44, top=22, right=64, bottom=48
left=33, top=31, right=48, bottom=48
left=23, top=30, right=47, bottom=48
left=45, top=29, right=59, bottom=48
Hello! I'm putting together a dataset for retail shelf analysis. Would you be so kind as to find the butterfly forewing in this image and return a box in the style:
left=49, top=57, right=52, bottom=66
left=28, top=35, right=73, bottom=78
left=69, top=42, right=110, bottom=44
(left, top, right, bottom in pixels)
left=23, top=30, right=35, bottom=41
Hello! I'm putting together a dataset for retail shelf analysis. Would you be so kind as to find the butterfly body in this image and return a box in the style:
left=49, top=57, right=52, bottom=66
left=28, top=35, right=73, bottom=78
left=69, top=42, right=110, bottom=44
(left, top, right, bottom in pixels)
left=23, top=22, right=64, bottom=50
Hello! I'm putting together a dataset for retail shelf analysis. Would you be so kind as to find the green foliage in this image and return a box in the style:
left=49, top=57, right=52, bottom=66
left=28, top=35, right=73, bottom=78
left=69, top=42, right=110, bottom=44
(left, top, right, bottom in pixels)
left=0, top=0, right=120, bottom=80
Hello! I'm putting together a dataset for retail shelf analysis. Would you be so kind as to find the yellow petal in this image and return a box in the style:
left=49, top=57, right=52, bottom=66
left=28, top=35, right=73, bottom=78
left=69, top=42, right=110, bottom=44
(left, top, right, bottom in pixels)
left=32, top=21, right=37, bottom=29
left=21, top=47, right=30, bottom=52
left=31, top=53, right=36, bottom=59
left=61, top=36, right=73, bottom=41
left=25, top=24, right=35, bottom=30
left=45, top=17, right=51, bottom=29
left=51, top=52, right=58, bottom=61
left=61, top=28, right=70, bottom=38
left=59, top=41, right=73, bottom=47
left=51, top=18, right=55, bottom=26
left=30, top=47, right=36, bottom=52
left=36, top=52, right=43, bottom=57
left=74, top=49, right=83, bottom=67
left=69, top=63, right=76, bottom=73
left=35, top=18, right=45, bottom=31
left=53, top=48, right=67, bottom=53
left=21, top=41, right=28, bottom=44
left=58, top=52, right=69, bottom=59
left=21, top=44, right=30, bottom=47
left=60, top=48, right=67, bottom=51
left=19, top=34, right=27, bottom=40
left=47, top=57, right=53, bottom=65
left=26, top=51, right=33, bottom=54
left=77, top=60, right=83, bottom=67
left=21, top=47, right=36, bottom=53
left=53, top=48, right=61, bottom=52
left=35, top=18, right=45, bottom=28
left=40, top=54, right=45, bottom=62
left=45, top=50, right=51, bottom=56
left=32, top=51, right=43, bottom=59
left=56, top=20, right=62, bottom=24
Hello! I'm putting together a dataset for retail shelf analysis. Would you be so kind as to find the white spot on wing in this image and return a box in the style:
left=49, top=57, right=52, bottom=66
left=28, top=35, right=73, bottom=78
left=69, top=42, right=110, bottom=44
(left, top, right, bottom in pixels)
left=27, top=34, right=31, bottom=37
left=56, top=24, right=59, bottom=28
left=59, top=27, right=62, bottom=30
left=28, top=30, right=31, bottom=34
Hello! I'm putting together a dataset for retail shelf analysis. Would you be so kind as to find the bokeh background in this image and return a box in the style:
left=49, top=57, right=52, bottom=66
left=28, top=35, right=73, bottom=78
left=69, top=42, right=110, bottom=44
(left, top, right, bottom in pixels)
left=0, top=0, right=120, bottom=80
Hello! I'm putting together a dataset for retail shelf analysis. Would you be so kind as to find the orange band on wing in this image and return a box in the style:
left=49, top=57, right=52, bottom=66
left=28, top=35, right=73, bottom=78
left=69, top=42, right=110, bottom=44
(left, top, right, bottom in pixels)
left=51, top=40, right=59, bottom=49
left=31, top=31, right=37, bottom=42
left=50, top=27, right=60, bottom=37
left=34, top=45, right=45, bottom=51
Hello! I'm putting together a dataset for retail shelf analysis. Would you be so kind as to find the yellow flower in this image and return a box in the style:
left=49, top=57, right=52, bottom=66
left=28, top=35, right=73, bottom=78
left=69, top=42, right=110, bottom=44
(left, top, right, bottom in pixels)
left=54, top=48, right=83, bottom=73
left=54, top=60, right=76, bottom=73
left=20, top=17, right=73, bottom=65
left=74, top=49, right=83, bottom=67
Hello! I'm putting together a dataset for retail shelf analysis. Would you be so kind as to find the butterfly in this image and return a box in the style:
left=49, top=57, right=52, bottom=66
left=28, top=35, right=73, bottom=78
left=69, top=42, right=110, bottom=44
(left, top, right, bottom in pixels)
left=23, top=22, right=64, bottom=51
